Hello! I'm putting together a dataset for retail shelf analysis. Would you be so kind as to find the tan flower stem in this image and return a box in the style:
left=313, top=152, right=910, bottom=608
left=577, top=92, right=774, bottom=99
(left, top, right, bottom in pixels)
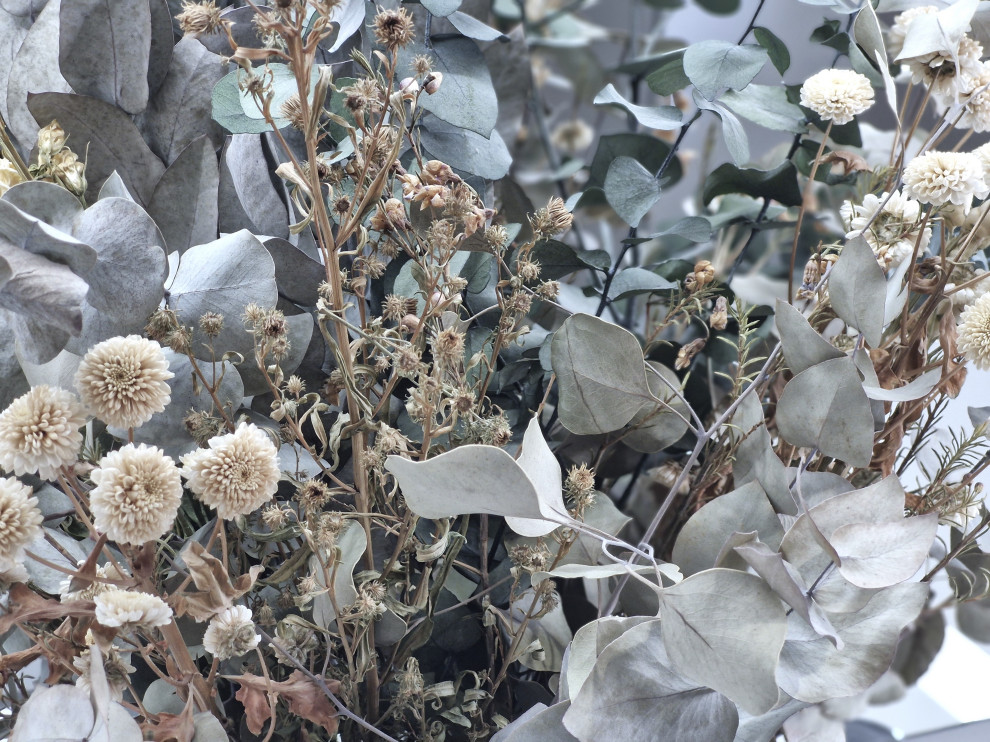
left=158, top=617, right=214, bottom=714
left=0, top=111, right=30, bottom=178
left=899, top=208, right=935, bottom=345
left=184, top=354, right=235, bottom=432
left=788, top=120, right=832, bottom=303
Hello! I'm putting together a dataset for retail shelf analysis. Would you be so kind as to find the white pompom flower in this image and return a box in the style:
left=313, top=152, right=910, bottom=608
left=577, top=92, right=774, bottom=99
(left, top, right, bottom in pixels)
left=902, top=151, right=989, bottom=211
left=94, top=589, right=173, bottom=631
left=0, top=477, right=43, bottom=573
left=203, top=605, right=261, bottom=660
left=800, top=69, right=874, bottom=126
left=0, top=386, right=86, bottom=480
left=957, top=292, right=990, bottom=369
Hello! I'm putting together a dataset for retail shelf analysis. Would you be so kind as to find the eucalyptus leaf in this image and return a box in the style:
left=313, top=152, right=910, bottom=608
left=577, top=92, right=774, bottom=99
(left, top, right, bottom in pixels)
left=703, top=161, right=802, bottom=207
left=312, top=520, right=365, bottom=628
left=721, top=84, right=806, bottom=133
left=147, top=0, right=173, bottom=97
left=418, top=117, right=511, bottom=180
left=608, top=267, right=678, bottom=301
left=1, top=179, right=84, bottom=234
left=399, top=37, right=498, bottom=136
left=593, top=83, right=683, bottom=130
left=774, top=300, right=843, bottom=375
left=550, top=313, right=653, bottom=435
left=144, top=36, right=227, bottom=164
left=682, top=40, right=768, bottom=101
left=660, top=568, right=787, bottom=715
left=27, top=92, right=166, bottom=204
left=218, top=134, right=289, bottom=238
left=644, top=50, right=689, bottom=96
left=493, top=703, right=578, bottom=742
left=563, top=620, right=738, bottom=742
left=448, top=10, right=507, bottom=41
left=831, top=513, right=938, bottom=588
left=829, top=235, right=886, bottom=347
left=672, top=482, right=783, bottom=577
left=97, top=171, right=136, bottom=202
left=895, top=0, right=978, bottom=62
left=753, top=27, right=790, bottom=74
left=422, top=0, right=462, bottom=15
left=147, top=135, right=220, bottom=254
left=604, top=156, right=660, bottom=227
left=9, top=685, right=95, bottom=742
left=59, top=0, right=151, bottom=115
left=776, top=357, right=874, bottom=467
left=562, top=616, right=655, bottom=702
left=862, top=369, right=941, bottom=402
left=324, top=0, right=366, bottom=54
left=385, top=416, right=571, bottom=536
left=624, top=361, right=691, bottom=453
left=693, top=93, right=749, bottom=165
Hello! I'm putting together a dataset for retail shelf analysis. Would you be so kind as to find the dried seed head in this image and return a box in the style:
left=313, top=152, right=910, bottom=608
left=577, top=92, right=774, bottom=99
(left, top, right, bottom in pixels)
left=395, top=347, right=422, bottom=377
left=370, top=197, right=411, bottom=232
left=284, top=375, right=305, bottom=396
left=710, top=296, right=728, bottom=331
left=412, top=54, right=433, bottom=75
left=536, top=280, right=560, bottom=301
left=262, top=310, right=287, bottom=338
left=675, top=338, right=706, bottom=370
left=685, top=260, right=715, bottom=292
left=145, top=309, right=179, bottom=343
left=198, top=312, right=224, bottom=338
left=432, top=327, right=465, bottom=368
left=183, top=410, right=223, bottom=446
left=296, top=479, right=333, bottom=511
left=166, top=326, right=192, bottom=354
left=373, top=6, right=415, bottom=51
left=177, top=1, right=223, bottom=36
left=485, top=224, right=509, bottom=253
left=36, top=120, right=66, bottom=155
left=516, top=257, right=542, bottom=283
left=565, top=463, right=596, bottom=500
left=280, top=93, right=306, bottom=130
left=383, top=294, right=416, bottom=322
left=451, top=387, right=475, bottom=415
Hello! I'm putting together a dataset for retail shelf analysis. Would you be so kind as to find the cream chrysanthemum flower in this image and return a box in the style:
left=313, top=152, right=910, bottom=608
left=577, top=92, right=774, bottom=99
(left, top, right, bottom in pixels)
left=908, top=35, right=983, bottom=104
left=947, top=267, right=990, bottom=310
left=800, top=69, right=874, bottom=125
left=181, top=423, right=280, bottom=520
left=59, top=561, right=129, bottom=602
left=90, top=444, right=182, bottom=545
left=958, top=62, right=990, bottom=132
left=902, top=151, right=989, bottom=210
left=840, top=190, right=931, bottom=269
left=0, top=477, right=43, bottom=572
left=0, top=158, right=24, bottom=197
left=957, top=292, right=990, bottom=369
left=202, top=605, right=261, bottom=660
left=75, top=336, right=173, bottom=430
left=0, top=386, right=86, bottom=480
left=94, top=589, right=172, bottom=630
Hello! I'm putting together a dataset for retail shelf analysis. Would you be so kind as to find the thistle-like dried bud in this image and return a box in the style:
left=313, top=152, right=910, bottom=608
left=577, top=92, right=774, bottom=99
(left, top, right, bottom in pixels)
left=176, top=0, right=223, bottom=37
left=373, top=6, right=415, bottom=51
left=516, top=257, right=542, bottom=283
left=145, top=309, right=179, bottom=343
left=684, top=260, right=715, bottom=293
left=424, top=72, right=443, bottom=95
left=280, top=93, right=306, bottom=131
left=675, top=338, right=706, bottom=370
left=383, top=295, right=417, bottom=322
left=710, top=296, right=728, bottom=331
left=198, top=312, right=224, bottom=338
left=432, top=327, right=465, bottom=369
left=529, top=196, right=573, bottom=237
left=412, top=54, right=433, bottom=75
left=370, top=197, right=411, bottom=232
left=485, top=224, right=509, bottom=253
left=536, top=280, right=560, bottom=301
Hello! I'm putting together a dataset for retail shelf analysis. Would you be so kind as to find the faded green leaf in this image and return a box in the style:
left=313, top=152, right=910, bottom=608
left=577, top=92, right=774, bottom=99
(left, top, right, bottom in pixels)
left=829, top=235, right=886, bottom=347
left=693, top=93, right=749, bottom=165
left=682, top=40, right=768, bottom=101
left=550, top=313, right=653, bottom=435
left=563, top=620, right=738, bottom=742
left=832, top=514, right=938, bottom=588
left=312, top=520, right=365, bottom=629
left=418, top=116, right=511, bottom=180
left=774, top=300, right=843, bottom=375
left=147, top=136, right=220, bottom=254
left=624, top=361, right=691, bottom=453
left=703, top=161, right=802, bottom=207
left=753, top=27, right=790, bottom=74
left=604, top=156, right=661, bottom=227
left=776, top=357, right=875, bottom=467
left=660, top=569, right=786, bottom=715
left=608, top=267, right=678, bottom=301
left=721, top=84, right=806, bottom=133
left=594, top=83, right=683, bottom=130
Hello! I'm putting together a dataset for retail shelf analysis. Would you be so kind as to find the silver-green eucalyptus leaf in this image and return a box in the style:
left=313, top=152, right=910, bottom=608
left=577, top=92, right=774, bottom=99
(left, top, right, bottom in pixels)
left=623, top=361, right=691, bottom=453
left=312, top=520, right=365, bottom=630
left=59, top=0, right=152, bottom=115
left=660, top=568, right=787, bottom=715
left=148, top=135, right=220, bottom=254
left=604, top=155, right=661, bottom=227
left=97, top=171, right=136, bottom=202
left=774, top=300, right=843, bottom=375
left=672, top=481, right=784, bottom=577
left=562, top=616, right=656, bottom=701
left=2, top=179, right=84, bottom=232
left=831, top=513, right=938, bottom=588
left=829, top=235, right=886, bottom=347
left=219, top=134, right=289, bottom=238
left=563, top=619, right=739, bottom=742
left=776, top=356, right=874, bottom=467
left=550, top=313, right=653, bottom=434
left=593, top=83, right=683, bottom=130
left=492, top=702, right=578, bottom=742
left=682, top=40, right=768, bottom=101
left=721, top=84, right=806, bottom=133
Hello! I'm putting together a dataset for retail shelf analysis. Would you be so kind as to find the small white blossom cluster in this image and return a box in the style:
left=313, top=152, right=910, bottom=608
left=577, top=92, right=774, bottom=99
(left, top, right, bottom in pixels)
left=202, top=605, right=261, bottom=660
left=958, top=292, right=990, bottom=369
left=840, top=191, right=932, bottom=269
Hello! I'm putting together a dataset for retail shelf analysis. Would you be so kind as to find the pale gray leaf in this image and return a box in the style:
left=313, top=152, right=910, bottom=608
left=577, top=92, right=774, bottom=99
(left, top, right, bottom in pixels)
left=829, top=235, right=886, bottom=347
left=493, top=702, right=578, bottom=742
left=672, top=482, right=784, bottom=576
left=604, top=156, right=660, bottom=227
left=0, top=241, right=88, bottom=343
left=0, top=312, right=29, bottom=408
left=774, top=300, right=843, bottom=375
left=448, top=10, right=507, bottom=41
left=682, top=40, right=768, bottom=101
left=661, top=568, right=787, bottom=715
left=399, top=36, right=497, bottom=136
left=166, top=229, right=277, bottom=367
left=776, top=357, right=874, bottom=467
left=607, top=267, right=678, bottom=301
left=6, top=0, right=70, bottom=149
left=594, top=83, right=682, bottom=130
left=734, top=695, right=810, bottom=742
left=1, top=179, right=83, bottom=233
left=65, top=197, right=167, bottom=353
left=147, top=0, right=173, bottom=97
left=325, top=0, right=365, bottom=53
left=562, top=616, right=656, bottom=701
left=550, top=313, right=653, bottom=435
left=312, top=520, right=365, bottom=628
left=192, top=712, right=229, bottom=742
left=143, top=36, right=226, bottom=164
left=9, top=684, right=94, bottom=742
left=624, top=361, right=691, bottom=453
left=721, top=84, right=806, bottom=133
left=564, top=620, right=738, bottom=742
left=18, top=346, right=81, bottom=393
left=265, top=237, right=324, bottom=307
left=218, top=134, right=289, bottom=237
left=418, top=117, right=512, bottom=180
left=23, top=525, right=88, bottom=593
left=733, top=538, right=842, bottom=647
left=776, top=582, right=927, bottom=703
left=147, top=135, right=219, bottom=253
left=730, top=393, right=792, bottom=513
left=508, top=415, right=568, bottom=536
left=896, top=0, right=978, bottom=61
left=59, top=0, right=152, bottom=114
left=832, top=513, right=938, bottom=588
left=0, top=197, right=95, bottom=274
left=422, top=0, right=461, bottom=15
left=98, top=171, right=136, bottom=201
left=0, top=8, right=29, bottom=125
left=862, top=369, right=941, bottom=402
left=27, top=92, right=166, bottom=204
left=693, top=92, right=749, bottom=165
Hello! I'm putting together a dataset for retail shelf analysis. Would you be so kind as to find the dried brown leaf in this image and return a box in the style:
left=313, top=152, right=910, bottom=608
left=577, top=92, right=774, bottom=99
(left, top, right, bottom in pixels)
left=0, top=584, right=94, bottom=633
left=821, top=150, right=871, bottom=175
left=171, top=542, right=263, bottom=621
left=227, top=671, right=341, bottom=736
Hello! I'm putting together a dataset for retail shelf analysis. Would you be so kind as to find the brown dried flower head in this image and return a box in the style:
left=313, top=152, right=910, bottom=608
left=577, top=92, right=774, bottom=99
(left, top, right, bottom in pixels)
left=177, top=0, right=223, bottom=37
left=710, top=296, right=728, bottom=331
left=280, top=93, right=307, bottom=131
left=373, top=6, right=415, bottom=50
left=675, top=338, right=706, bottom=370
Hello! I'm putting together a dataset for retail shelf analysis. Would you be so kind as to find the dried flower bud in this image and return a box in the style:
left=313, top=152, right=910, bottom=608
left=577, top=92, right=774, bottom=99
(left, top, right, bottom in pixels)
left=176, top=0, right=223, bottom=37
left=198, top=312, right=224, bottom=338
left=424, top=72, right=443, bottom=95
left=485, top=224, right=509, bottom=253
left=517, top=257, right=542, bottom=283
left=52, top=149, right=86, bottom=196
left=395, top=346, right=422, bottom=377
left=675, top=338, right=706, bottom=370
left=685, top=260, right=715, bottom=293
left=373, top=6, right=415, bottom=50
left=166, top=326, right=192, bottom=354
left=565, top=463, right=596, bottom=501
left=536, top=280, right=560, bottom=301
left=0, top=158, right=24, bottom=197
left=284, top=375, right=305, bottom=396
left=399, top=77, right=420, bottom=97
left=36, top=120, right=66, bottom=155
left=145, top=309, right=179, bottom=343
left=710, top=296, right=728, bottom=331
left=262, top=310, right=287, bottom=338
left=370, top=197, right=411, bottom=232
left=432, top=327, right=465, bottom=368
left=296, top=479, right=333, bottom=511
left=280, top=93, right=306, bottom=131
left=412, top=54, right=433, bottom=75
left=383, top=294, right=417, bottom=322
